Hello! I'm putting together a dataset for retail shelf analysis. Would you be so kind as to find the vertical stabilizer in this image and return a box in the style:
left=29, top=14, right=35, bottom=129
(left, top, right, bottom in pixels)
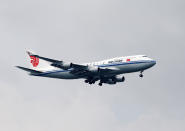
left=26, top=51, right=55, bottom=71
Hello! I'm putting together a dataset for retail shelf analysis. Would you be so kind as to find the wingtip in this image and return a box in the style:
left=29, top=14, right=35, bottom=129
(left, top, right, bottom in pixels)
left=15, top=66, right=20, bottom=68
left=16, top=66, right=22, bottom=69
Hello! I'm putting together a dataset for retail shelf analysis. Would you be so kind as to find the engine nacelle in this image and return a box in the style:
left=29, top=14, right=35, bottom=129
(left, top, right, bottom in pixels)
left=51, top=61, right=72, bottom=70
left=105, top=79, right=116, bottom=84
left=114, top=76, right=125, bottom=82
left=88, top=66, right=100, bottom=74
left=62, top=62, right=73, bottom=69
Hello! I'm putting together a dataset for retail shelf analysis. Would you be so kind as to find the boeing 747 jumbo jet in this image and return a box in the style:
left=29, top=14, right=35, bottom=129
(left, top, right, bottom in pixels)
left=17, top=51, right=156, bottom=86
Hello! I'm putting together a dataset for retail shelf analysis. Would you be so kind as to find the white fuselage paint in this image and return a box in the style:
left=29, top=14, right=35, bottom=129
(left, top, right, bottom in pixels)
left=35, top=55, right=156, bottom=79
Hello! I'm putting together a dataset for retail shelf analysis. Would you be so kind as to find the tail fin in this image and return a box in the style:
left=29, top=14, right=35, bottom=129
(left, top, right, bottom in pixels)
left=27, top=51, right=39, bottom=67
left=26, top=51, right=55, bottom=71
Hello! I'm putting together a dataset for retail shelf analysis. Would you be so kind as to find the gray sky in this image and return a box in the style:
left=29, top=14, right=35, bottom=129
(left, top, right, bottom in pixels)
left=0, top=0, right=185, bottom=131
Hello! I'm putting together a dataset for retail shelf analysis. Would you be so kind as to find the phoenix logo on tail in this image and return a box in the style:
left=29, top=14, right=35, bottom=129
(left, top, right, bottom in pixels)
left=30, top=56, right=39, bottom=67
left=27, top=51, right=39, bottom=67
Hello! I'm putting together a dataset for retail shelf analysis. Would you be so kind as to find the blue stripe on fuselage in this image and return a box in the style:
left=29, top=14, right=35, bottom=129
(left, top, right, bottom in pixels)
left=37, top=60, right=155, bottom=76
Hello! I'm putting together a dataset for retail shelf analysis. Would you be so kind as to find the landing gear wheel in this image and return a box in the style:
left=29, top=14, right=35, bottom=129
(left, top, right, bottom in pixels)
left=85, top=80, right=89, bottom=83
left=139, top=74, right=143, bottom=78
left=98, top=83, right=103, bottom=86
left=139, top=71, right=144, bottom=78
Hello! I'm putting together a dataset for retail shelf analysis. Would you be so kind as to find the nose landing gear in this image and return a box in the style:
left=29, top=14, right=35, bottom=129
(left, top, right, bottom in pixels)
left=139, top=71, right=144, bottom=78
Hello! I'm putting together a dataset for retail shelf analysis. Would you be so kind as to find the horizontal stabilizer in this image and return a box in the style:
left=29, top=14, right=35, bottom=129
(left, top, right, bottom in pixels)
left=16, top=66, right=42, bottom=75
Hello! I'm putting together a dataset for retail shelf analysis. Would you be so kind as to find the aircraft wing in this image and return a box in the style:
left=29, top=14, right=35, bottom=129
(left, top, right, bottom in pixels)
left=51, top=61, right=116, bottom=76
left=27, top=51, right=117, bottom=76
left=69, top=65, right=117, bottom=76
left=71, top=63, right=87, bottom=69
left=16, top=66, right=42, bottom=75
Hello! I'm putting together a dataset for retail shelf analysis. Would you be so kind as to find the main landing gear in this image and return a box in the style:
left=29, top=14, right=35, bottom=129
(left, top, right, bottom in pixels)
left=139, top=71, right=144, bottom=78
left=98, top=82, right=103, bottom=86
left=85, top=80, right=89, bottom=83
left=84, top=79, right=96, bottom=85
left=85, top=78, right=103, bottom=86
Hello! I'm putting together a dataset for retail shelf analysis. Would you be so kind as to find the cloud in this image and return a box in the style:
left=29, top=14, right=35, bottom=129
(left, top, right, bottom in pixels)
left=1, top=81, right=185, bottom=131
left=0, top=81, right=120, bottom=131
left=121, top=109, right=185, bottom=131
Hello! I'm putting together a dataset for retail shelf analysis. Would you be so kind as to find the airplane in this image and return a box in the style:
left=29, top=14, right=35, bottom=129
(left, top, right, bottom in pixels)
left=16, top=51, right=156, bottom=86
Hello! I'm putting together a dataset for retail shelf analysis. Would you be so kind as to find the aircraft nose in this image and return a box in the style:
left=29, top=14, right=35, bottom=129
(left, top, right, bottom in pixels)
left=151, top=60, right=156, bottom=66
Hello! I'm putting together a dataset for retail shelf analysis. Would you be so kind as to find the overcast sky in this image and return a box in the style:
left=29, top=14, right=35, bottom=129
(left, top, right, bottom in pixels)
left=0, top=0, right=185, bottom=131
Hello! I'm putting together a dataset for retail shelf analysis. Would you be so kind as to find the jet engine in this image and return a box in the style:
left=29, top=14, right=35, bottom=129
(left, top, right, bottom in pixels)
left=51, top=61, right=73, bottom=70
left=106, top=79, right=116, bottom=84
left=105, top=76, right=125, bottom=85
left=113, top=76, right=125, bottom=82
left=88, top=66, right=100, bottom=74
